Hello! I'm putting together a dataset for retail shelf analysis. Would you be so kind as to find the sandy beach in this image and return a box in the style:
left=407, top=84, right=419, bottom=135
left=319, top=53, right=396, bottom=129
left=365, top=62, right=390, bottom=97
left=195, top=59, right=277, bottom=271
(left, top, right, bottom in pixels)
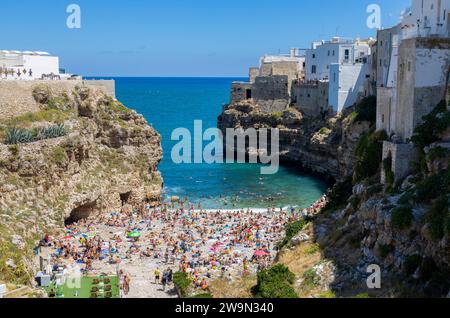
left=35, top=197, right=327, bottom=298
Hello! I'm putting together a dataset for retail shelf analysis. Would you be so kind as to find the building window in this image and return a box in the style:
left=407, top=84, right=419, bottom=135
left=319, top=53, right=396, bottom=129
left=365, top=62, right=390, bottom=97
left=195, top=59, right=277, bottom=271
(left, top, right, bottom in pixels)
left=328, top=50, right=330, bottom=56
left=408, top=61, right=411, bottom=72
left=382, top=114, right=385, bottom=123
left=332, top=50, right=335, bottom=56
left=311, top=65, right=317, bottom=74
left=312, top=54, right=316, bottom=58
left=333, top=72, right=336, bottom=82
left=344, top=49, right=350, bottom=61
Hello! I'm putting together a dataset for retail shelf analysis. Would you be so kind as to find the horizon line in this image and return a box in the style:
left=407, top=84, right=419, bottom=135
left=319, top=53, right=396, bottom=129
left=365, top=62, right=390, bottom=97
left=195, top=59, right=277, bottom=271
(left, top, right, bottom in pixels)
left=83, top=75, right=249, bottom=78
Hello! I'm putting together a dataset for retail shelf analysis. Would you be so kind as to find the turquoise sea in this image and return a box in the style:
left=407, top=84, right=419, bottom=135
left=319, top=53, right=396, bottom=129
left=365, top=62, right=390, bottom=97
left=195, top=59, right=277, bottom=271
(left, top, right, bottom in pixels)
left=92, top=77, right=328, bottom=209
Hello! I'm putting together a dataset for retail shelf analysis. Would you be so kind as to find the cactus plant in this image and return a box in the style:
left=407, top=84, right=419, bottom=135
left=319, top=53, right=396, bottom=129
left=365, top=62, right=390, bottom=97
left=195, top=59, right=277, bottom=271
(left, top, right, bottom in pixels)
left=4, top=124, right=66, bottom=144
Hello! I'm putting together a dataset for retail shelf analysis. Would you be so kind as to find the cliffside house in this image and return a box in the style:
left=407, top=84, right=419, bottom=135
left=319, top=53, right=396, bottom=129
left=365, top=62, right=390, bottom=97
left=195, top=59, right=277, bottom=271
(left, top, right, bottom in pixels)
left=300, top=37, right=374, bottom=113
left=230, top=48, right=306, bottom=112
left=377, top=0, right=450, bottom=184
left=0, top=50, right=77, bottom=80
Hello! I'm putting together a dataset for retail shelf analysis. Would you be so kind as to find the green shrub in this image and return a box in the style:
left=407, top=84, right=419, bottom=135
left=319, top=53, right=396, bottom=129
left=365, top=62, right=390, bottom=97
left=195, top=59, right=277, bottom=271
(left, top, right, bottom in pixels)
left=412, top=100, right=450, bottom=150
left=270, top=111, right=283, bottom=121
left=427, top=146, right=449, bottom=162
left=8, top=144, right=19, bottom=156
left=1, top=109, right=72, bottom=128
left=403, top=255, right=422, bottom=276
left=353, top=95, right=377, bottom=124
left=425, top=195, right=450, bottom=240
left=414, top=170, right=450, bottom=203
left=252, top=264, right=298, bottom=298
left=277, top=220, right=306, bottom=249
left=353, top=129, right=388, bottom=183
left=398, top=190, right=414, bottom=205
left=302, top=268, right=320, bottom=288
left=323, top=176, right=353, bottom=212
left=173, top=272, right=191, bottom=297
left=191, top=293, right=213, bottom=298
left=318, top=127, right=331, bottom=135
left=378, top=244, right=395, bottom=258
left=350, top=196, right=361, bottom=209
left=318, top=291, right=336, bottom=298
left=305, top=243, right=320, bottom=255
left=419, top=258, right=437, bottom=281
left=52, top=147, right=68, bottom=165
left=391, top=205, right=413, bottom=229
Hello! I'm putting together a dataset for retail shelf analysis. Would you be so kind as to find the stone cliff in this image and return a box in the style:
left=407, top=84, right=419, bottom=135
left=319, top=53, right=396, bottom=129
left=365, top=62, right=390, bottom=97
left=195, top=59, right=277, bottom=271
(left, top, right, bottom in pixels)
left=0, top=84, right=162, bottom=285
left=218, top=100, right=371, bottom=182
left=218, top=97, right=450, bottom=297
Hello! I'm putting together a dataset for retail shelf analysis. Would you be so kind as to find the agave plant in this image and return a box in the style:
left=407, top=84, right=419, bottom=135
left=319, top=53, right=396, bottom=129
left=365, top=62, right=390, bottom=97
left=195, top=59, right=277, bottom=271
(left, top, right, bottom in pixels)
left=4, top=124, right=67, bottom=145
left=35, top=124, right=67, bottom=140
left=5, top=128, right=34, bottom=144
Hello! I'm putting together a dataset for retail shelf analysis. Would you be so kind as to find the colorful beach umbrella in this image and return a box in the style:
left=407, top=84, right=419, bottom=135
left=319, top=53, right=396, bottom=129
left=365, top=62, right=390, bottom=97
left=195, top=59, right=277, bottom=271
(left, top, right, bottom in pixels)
left=127, top=231, right=141, bottom=238
left=254, top=250, right=268, bottom=257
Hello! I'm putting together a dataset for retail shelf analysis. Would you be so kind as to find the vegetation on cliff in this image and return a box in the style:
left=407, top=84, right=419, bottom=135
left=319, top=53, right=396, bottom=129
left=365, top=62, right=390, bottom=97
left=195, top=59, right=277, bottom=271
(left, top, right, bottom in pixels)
left=0, top=84, right=163, bottom=286
left=251, top=264, right=298, bottom=298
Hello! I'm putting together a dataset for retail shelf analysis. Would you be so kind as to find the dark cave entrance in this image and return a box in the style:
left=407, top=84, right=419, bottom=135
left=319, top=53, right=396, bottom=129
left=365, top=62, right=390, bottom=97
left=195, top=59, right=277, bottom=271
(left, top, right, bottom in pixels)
left=120, top=192, right=132, bottom=206
left=65, top=201, right=98, bottom=226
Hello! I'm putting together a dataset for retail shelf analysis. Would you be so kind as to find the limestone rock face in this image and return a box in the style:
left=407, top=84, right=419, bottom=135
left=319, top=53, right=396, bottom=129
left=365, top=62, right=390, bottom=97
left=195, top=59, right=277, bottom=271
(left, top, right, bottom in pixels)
left=218, top=100, right=369, bottom=182
left=0, top=86, right=163, bottom=240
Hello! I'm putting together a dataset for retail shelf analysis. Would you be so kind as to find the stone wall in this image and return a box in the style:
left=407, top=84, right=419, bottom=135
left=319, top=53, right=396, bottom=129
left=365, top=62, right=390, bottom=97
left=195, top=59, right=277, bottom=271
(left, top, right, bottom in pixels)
left=376, top=87, right=395, bottom=134
left=396, top=37, right=450, bottom=140
left=253, top=75, right=290, bottom=113
left=230, top=82, right=253, bottom=104
left=0, top=80, right=115, bottom=119
left=249, top=67, right=259, bottom=83
left=381, top=141, right=417, bottom=184
left=291, top=80, right=329, bottom=117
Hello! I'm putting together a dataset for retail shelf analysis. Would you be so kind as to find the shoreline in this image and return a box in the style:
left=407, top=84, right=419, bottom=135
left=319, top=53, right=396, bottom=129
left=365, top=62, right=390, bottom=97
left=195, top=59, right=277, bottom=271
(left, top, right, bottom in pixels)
left=33, top=194, right=328, bottom=298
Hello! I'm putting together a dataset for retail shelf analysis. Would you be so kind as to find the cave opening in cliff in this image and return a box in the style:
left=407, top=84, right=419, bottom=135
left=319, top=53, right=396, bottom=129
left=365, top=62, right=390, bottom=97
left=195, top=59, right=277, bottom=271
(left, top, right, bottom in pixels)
left=65, top=201, right=98, bottom=225
left=120, top=192, right=132, bottom=206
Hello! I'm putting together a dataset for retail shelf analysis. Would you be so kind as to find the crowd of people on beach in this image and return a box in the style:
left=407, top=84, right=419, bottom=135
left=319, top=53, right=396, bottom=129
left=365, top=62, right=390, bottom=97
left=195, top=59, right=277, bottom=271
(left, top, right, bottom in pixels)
left=36, top=194, right=328, bottom=297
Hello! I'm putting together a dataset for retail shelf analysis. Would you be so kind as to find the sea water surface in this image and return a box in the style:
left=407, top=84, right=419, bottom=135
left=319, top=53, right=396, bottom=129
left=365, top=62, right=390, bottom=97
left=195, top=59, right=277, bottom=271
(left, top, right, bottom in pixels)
left=92, top=77, right=328, bottom=209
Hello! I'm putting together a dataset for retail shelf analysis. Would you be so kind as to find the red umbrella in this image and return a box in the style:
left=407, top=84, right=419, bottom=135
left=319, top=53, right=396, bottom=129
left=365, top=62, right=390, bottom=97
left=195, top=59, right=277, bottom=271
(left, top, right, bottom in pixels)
left=254, top=250, right=268, bottom=257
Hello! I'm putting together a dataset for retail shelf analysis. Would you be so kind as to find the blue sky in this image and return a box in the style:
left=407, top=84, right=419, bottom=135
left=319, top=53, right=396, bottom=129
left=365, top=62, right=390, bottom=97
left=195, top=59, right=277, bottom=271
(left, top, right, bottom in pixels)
left=2, top=0, right=410, bottom=76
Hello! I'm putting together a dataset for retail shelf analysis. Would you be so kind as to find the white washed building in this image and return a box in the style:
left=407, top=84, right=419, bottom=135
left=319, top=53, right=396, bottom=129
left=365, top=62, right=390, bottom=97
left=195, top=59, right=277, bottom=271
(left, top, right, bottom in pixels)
left=305, top=37, right=371, bottom=81
left=376, top=0, right=450, bottom=184
left=401, top=0, right=450, bottom=39
left=329, top=61, right=371, bottom=113
left=0, top=50, right=69, bottom=80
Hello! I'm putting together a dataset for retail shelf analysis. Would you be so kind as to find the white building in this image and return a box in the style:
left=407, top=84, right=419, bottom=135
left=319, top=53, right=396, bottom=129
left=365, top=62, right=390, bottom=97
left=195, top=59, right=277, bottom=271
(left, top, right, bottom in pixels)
left=329, top=61, right=370, bottom=113
left=401, top=0, right=450, bottom=39
left=305, top=37, right=371, bottom=81
left=0, top=50, right=69, bottom=80
left=376, top=0, right=450, bottom=138
left=376, top=0, right=450, bottom=184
